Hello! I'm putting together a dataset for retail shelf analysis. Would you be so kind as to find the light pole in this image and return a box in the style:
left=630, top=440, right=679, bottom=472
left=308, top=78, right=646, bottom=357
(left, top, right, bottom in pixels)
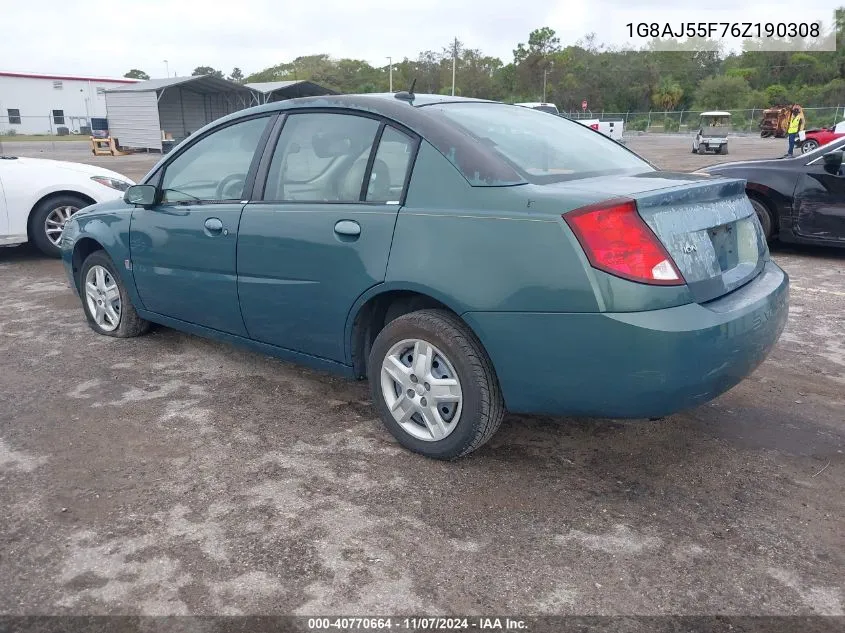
left=451, top=37, right=458, bottom=96
left=386, top=57, right=393, bottom=92
left=163, top=59, right=169, bottom=77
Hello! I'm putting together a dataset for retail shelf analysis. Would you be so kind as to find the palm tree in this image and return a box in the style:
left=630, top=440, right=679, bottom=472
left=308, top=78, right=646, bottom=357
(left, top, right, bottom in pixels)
left=652, top=77, right=684, bottom=111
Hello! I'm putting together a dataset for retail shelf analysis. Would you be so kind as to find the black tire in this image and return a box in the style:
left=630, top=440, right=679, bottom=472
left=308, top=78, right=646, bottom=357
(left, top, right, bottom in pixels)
left=719, top=144, right=729, bottom=155
left=800, top=140, right=818, bottom=154
left=79, top=250, right=150, bottom=338
left=368, top=309, right=505, bottom=460
left=749, top=196, right=775, bottom=241
left=29, top=194, right=90, bottom=258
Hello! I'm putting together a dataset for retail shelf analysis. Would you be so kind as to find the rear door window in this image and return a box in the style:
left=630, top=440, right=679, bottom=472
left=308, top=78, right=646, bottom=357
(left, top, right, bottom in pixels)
left=366, top=126, right=416, bottom=203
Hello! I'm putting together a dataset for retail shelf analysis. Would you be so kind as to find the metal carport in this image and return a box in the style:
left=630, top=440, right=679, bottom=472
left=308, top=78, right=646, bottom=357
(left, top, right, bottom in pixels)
left=104, top=75, right=259, bottom=152
left=244, top=80, right=337, bottom=104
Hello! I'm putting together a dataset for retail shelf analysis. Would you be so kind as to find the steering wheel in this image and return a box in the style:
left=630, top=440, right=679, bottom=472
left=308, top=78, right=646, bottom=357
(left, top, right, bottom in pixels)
left=215, top=173, right=247, bottom=200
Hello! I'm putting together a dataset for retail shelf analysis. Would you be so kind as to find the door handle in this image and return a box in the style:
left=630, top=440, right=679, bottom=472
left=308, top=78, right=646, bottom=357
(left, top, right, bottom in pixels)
left=204, top=217, right=225, bottom=235
left=334, top=220, right=361, bottom=236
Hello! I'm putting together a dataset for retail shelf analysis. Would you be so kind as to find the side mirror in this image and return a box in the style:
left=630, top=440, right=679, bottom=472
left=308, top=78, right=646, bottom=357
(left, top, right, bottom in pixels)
left=822, top=149, right=844, bottom=174
left=124, top=184, right=157, bottom=207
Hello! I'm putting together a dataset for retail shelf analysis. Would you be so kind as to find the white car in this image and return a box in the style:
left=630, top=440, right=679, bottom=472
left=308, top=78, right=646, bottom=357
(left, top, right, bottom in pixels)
left=0, top=156, right=134, bottom=257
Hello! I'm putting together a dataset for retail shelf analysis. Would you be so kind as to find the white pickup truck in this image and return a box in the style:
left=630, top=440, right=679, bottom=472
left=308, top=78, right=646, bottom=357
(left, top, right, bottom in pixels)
left=514, top=103, right=625, bottom=142
left=575, top=118, right=625, bottom=142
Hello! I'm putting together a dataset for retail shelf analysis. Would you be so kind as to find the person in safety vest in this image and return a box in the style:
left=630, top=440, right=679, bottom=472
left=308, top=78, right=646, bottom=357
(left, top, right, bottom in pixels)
left=782, top=106, right=805, bottom=158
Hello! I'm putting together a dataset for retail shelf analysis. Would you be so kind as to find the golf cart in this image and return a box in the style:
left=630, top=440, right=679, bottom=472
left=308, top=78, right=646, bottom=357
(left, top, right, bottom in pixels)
left=693, top=111, right=731, bottom=155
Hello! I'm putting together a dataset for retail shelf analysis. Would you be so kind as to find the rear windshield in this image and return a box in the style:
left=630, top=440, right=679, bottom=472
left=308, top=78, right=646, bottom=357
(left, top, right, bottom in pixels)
left=427, top=102, right=653, bottom=184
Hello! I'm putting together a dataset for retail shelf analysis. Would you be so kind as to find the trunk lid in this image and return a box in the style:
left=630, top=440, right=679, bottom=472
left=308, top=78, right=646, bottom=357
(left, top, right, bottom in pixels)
left=560, top=172, right=768, bottom=303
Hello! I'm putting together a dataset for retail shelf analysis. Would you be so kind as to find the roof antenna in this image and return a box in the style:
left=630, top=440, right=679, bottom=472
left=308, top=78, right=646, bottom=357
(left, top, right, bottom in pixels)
left=394, top=78, right=416, bottom=102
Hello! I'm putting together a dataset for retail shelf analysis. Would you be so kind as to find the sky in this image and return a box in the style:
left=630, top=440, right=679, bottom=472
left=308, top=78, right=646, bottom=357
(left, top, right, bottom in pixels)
left=1, top=0, right=838, bottom=79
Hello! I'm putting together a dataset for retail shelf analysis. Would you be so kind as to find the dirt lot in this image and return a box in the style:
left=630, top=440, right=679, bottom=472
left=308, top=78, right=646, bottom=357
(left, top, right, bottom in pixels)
left=1, top=135, right=843, bottom=619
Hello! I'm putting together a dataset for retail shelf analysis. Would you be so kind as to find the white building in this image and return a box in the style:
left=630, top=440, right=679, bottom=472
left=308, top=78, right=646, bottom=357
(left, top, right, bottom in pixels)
left=0, top=71, right=140, bottom=135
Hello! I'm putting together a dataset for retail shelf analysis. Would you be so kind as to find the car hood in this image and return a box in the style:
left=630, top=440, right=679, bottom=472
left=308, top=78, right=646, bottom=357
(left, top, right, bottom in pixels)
left=5, top=156, right=134, bottom=183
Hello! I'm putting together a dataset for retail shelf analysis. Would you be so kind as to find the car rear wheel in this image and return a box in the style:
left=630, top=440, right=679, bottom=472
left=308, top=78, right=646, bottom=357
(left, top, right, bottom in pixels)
left=79, top=251, right=150, bottom=338
left=368, top=309, right=504, bottom=460
left=801, top=139, right=819, bottom=154
left=749, top=197, right=775, bottom=241
left=29, top=194, right=89, bottom=257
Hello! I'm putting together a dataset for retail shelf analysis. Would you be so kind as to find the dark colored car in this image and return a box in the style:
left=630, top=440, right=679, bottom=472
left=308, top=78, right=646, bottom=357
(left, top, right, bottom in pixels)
left=60, top=94, right=789, bottom=459
left=698, top=137, right=845, bottom=247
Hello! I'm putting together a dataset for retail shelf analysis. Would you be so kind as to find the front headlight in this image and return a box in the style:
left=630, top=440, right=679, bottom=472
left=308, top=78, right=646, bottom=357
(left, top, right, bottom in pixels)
left=91, top=175, right=132, bottom=192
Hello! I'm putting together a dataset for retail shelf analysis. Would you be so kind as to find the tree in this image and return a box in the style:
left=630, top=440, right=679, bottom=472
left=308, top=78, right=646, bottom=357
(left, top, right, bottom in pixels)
left=695, top=75, right=751, bottom=110
left=192, top=66, right=224, bottom=78
left=228, top=67, right=244, bottom=83
left=764, top=84, right=790, bottom=106
left=124, top=69, right=150, bottom=80
left=652, top=77, right=684, bottom=110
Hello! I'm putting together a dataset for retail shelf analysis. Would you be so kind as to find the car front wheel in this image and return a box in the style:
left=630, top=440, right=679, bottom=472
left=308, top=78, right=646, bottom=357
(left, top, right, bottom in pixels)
left=801, top=139, right=819, bottom=154
left=79, top=250, right=150, bottom=338
left=30, top=194, right=89, bottom=257
left=368, top=309, right=505, bottom=460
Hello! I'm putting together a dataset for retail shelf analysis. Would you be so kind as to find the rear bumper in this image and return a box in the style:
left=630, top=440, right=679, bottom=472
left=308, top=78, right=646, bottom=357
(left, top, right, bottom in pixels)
left=463, top=261, right=789, bottom=418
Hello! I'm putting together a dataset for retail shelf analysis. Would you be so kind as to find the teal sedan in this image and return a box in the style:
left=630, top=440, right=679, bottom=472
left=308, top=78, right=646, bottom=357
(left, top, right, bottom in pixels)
left=61, top=93, right=789, bottom=459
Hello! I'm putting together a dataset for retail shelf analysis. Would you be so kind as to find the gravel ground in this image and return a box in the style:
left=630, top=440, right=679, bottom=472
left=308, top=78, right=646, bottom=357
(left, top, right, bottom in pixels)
left=1, top=135, right=843, bottom=620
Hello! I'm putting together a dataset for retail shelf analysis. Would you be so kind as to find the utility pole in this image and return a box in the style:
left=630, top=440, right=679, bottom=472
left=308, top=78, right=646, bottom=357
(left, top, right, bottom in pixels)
left=543, top=69, right=548, bottom=102
left=386, top=56, right=393, bottom=92
left=543, top=60, right=554, bottom=103
left=451, top=37, right=458, bottom=96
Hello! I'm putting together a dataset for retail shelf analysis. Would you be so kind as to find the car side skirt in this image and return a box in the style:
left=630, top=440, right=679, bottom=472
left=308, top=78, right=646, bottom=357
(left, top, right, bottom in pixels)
left=135, top=309, right=355, bottom=378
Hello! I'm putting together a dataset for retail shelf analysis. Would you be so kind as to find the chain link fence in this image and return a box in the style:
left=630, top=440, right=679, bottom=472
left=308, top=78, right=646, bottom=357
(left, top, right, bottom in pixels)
left=563, top=106, right=844, bottom=134
left=0, top=113, right=95, bottom=137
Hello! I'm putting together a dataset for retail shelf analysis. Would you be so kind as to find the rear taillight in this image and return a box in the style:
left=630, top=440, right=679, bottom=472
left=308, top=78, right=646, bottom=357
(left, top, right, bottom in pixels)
left=563, top=198, right=685, bottom=286
left=589, top=123, right=599, bottom=130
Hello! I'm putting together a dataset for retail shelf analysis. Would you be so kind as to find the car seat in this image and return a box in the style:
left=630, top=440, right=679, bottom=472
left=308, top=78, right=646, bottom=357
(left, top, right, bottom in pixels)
left=338, top=156, right=392, bottom=202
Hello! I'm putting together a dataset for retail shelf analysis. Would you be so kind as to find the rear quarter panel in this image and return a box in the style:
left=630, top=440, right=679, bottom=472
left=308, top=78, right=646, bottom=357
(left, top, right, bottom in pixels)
left=708, top=165, right=801, bottom=233
left=385, top=141, right=601, bottom=314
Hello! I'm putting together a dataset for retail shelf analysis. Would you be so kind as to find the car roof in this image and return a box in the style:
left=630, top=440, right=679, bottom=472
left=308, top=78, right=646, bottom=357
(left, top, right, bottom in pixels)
left=270, top=93, right=495, bottom=111
left=701, top=111, right=732, bottom=117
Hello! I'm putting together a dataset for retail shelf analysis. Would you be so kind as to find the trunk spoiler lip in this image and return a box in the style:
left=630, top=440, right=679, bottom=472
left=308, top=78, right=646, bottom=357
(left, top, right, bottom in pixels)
left=557, top=174, right=748, bottom=209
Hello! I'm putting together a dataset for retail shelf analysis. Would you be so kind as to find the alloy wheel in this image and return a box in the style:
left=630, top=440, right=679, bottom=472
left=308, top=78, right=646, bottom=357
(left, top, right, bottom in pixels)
left=44, top=205, right=79, bottom=246
left=380, top=338, right=463, bottom=442
left=84, top=265, right=121, bottom=332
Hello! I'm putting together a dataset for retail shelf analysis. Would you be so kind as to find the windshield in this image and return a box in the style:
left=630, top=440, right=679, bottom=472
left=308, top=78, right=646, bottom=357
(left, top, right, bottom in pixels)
left=427, top=102, right=652, bottom=183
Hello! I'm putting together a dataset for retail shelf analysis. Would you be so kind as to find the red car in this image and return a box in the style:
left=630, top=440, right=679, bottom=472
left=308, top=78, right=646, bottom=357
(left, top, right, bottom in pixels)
left=800, top=120, right=845, bottom=154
